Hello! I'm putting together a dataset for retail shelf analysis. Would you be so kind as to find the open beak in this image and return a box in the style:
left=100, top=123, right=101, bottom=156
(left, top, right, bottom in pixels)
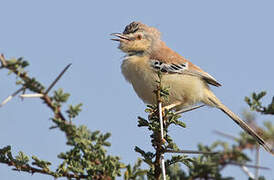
left=110, top=33, right=130, bottom=42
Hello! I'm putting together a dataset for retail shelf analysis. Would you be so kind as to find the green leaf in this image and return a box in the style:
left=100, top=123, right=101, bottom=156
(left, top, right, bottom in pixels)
left=53, top=88, right=70, bottom=104
left=66, top=103, right=83, bottom=119
left=15, top=151, right=29, bottom=165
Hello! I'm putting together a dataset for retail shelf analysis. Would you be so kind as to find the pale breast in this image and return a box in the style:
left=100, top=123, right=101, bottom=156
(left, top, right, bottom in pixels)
left=121, top=56, right=207, bottom=108
left=121, top=56, right=158, bottom=104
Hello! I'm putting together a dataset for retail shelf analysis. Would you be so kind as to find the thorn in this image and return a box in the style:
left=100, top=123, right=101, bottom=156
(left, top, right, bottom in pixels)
left=255, top=145, right=260, bottom=180
left=45, top=63, right=72, bottom=94
left=0, top=95, right=13, bottom=107
left=49, top=125, right=58, bottom=130
left=0, top=54, right=7, bottom=67
left=213, top=130, right=238, bottom=140
left=165, top=149, right=218, bottom=155
left=158, top=101, right=165, bottom=143
left=160, top=154, right=166, bottom=180
left=241, top=165, right=255, bottom=179
left=20, top=93, right=44, bottom=98
left=229, top=162, right=270, bottom=170
left=0, top=87, right=25, bottom=107
left=158, top=95, right=166, bottom=180
left=174, top=104, right=205, bottom=115
left=161, top=138, right=167, bottom=144
left=20, top=89, right=26, bottom=101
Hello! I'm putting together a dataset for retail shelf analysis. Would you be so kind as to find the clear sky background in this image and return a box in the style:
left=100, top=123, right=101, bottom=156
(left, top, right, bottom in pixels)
left=0, top=0, right=273, bottom=179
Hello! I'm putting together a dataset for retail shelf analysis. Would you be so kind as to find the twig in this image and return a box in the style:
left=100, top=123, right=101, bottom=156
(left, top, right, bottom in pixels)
left=45, top=63, right=72, bottom=94
left=1, top=58, right=67, bottom=121
left=1, top=159, right=94, bottom=179
left=0, top=87, right=25, bottom=107
left=165, top=149, right=218, bottom=155
left=42, top=95, right=66, bottom=121
left=174, top=104, right=205, bottom=115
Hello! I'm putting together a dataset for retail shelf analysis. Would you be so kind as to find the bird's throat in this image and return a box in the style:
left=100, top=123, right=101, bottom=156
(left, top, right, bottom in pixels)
left=127, top=50, right=146, bottom=57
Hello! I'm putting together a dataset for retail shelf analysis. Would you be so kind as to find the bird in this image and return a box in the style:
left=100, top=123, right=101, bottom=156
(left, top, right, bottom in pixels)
left=111, top=21, right=273, bottom=155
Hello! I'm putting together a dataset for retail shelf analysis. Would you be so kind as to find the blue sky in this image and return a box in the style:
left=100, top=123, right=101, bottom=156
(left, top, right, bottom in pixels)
left=0, top=0, right=273, bottom=179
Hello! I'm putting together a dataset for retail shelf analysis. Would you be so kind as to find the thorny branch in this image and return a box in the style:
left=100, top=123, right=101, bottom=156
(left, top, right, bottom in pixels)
left=0, top=54, right=119, bottom=179
left=154, top=84, right=166, bottom=180
left=1, top=54, right=68, bottom=121
left=5, top=160, right=91, bottom=179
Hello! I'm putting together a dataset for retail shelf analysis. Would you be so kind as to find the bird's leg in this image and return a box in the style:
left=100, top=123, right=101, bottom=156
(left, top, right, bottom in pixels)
left=163, top=101, right=182, bottom=111
left=157, top=102, right=182, bottom=144
left=162, top=102, right=182, bottom=125
left=174, top=104, right=205, bottom=115
left=149, top=102, right=182, bottom=117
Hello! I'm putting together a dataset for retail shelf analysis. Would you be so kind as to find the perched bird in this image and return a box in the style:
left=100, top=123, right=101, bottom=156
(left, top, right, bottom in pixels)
left=111, top=21, right=273, bottom=155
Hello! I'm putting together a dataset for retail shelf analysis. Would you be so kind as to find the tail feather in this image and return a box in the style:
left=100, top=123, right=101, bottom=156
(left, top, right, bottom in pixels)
left=218, top=103, right=273, bottom=155
left=205, top=90, right=273, bottom=155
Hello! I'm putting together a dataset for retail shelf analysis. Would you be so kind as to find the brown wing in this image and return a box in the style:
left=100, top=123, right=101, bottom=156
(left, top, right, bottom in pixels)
left=150, top=41, right=221, bottom=87
left=185, top=62, right=221, bottom=87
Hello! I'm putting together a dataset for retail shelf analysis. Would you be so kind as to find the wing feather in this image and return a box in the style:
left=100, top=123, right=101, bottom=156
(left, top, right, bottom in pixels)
left=150, top=59, right=221, bottom=87
left=150, top=41, right=221, bottom=87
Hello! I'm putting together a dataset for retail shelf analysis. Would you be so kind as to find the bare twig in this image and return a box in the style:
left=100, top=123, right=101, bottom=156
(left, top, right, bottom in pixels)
left=45, top=63, right=72, bottom=94
left=0, top=87, right=25, bottom=107
left=174, top=104, right=205, bottom=115
left=165, top=149, right=218, bottom=155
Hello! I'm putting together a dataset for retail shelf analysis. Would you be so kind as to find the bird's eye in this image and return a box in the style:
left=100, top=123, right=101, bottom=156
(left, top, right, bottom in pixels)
left=136, top=34, right=142, bottom=40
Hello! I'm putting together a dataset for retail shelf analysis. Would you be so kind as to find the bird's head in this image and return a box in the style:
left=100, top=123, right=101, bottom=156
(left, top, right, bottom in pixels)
left=111, top=22, right=161, bottom=55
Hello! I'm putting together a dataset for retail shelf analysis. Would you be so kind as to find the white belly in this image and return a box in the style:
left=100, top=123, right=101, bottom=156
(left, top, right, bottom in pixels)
left=121, top=56, right=207, bottom=108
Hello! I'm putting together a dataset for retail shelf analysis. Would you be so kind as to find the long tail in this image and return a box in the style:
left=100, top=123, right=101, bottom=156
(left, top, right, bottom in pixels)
left=204, top=89, right=273, bottom=155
